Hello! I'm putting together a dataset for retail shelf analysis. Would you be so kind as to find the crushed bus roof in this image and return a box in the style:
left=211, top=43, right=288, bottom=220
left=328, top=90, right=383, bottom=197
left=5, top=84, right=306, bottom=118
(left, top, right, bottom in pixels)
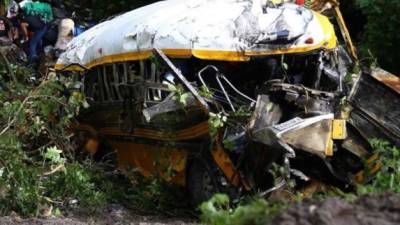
left=56, top=0, right=336, bottom=71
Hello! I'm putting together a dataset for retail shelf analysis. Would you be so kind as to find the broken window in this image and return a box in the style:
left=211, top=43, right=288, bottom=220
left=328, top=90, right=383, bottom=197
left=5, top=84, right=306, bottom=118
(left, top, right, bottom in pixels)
left=83, top=69, right=101, bottom=103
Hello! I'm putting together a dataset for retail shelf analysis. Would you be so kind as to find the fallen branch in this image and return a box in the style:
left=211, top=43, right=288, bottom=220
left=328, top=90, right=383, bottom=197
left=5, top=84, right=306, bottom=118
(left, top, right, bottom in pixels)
left=43, top=164, right=65, bottom=176
left=0, top=94, right=68, bottom=136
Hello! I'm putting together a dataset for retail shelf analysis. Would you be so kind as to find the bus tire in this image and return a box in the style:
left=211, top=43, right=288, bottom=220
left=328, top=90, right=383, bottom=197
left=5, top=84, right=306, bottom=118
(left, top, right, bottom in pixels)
left=187, top=159, right=221, bottom=207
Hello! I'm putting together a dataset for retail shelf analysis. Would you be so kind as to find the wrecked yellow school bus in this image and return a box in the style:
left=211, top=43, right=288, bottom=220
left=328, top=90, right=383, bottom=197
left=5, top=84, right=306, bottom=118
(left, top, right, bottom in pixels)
left=55, top=0, right=399, bottom=205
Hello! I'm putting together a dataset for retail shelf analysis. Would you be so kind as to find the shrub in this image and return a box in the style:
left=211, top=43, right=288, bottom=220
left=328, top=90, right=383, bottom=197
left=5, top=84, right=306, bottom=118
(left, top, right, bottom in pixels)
left=358, top=139, right=400, bottom=194
left=200, top=194, right=286, bottom=225
left=356, top=0, right=400, bottom=73
left=0, top=62, right=189, bottom=217
left=0, top=63, right=110, bottom=216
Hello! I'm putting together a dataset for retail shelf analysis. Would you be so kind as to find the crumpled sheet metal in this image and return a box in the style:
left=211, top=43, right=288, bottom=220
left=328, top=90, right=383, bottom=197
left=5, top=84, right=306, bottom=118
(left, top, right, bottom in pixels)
left=142, top=94, right=197, bottom=122
left=250, top=96, right=334, bottom=157
left=56, top=0, right=336, bottom=70
left=253, top=114, right=334, bottom=156
left=348, top=68, right=400, bottom=147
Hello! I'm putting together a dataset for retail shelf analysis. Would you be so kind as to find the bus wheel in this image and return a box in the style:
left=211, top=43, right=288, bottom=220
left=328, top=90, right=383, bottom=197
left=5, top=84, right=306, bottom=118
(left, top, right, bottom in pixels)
left=187, top=159, right=221, bottom=207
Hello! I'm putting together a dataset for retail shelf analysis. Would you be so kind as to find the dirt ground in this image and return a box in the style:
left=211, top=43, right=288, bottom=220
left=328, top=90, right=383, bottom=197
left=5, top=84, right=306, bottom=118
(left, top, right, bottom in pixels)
left=0, top=204, right=196, bottom=225
left=0, top=216, right=194, bottom=225
left=272, top=192, right=400, bottom=225
left=2, top=193, right=400, bottom=225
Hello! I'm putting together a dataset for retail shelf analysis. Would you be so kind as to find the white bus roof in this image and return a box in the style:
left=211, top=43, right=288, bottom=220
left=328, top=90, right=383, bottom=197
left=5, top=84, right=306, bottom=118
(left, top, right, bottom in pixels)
left=56, top=0, right=336, bottom=71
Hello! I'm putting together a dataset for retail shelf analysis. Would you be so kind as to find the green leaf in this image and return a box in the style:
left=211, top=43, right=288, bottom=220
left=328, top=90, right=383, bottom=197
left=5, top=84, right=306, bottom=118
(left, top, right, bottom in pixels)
left=53, top=208, right=61, bottom=217
left=43, top=146, right=65, bottom=164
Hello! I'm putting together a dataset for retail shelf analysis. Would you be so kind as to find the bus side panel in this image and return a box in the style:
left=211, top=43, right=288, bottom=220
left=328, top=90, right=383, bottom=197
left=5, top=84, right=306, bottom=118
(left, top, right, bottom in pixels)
left=110, top=141, right=188, bottom=186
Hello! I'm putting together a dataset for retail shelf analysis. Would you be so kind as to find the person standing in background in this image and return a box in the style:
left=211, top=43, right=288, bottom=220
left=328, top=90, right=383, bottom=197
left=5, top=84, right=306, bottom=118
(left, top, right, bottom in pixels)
left=20, top=0, right=53, bottom=65
left=49, top=0, right=74, bottom=52
left=21, top=0, right=53, bottom=23
left=20, top=14, right=46, bottom=65
left=6, top=0, right=23, bottom=42
left=0, top=15, right=13, bottom=45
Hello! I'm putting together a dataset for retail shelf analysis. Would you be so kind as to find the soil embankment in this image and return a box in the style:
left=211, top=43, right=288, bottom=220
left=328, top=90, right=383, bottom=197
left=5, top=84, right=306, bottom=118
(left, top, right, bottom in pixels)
left=272, top=193, right=400, bottom=225
left=2, top=193, right=400, bottom=225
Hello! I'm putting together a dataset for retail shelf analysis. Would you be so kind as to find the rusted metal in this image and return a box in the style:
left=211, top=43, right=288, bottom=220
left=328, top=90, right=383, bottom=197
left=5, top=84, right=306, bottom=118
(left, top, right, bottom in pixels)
left=211, top=139, right=244, bottom=189
left=348, top=69, right=400, bottom=147
left=369, top=67, right=400, bottom=94
left=310, top=0, right=358, bottom=61
left=334, top=6, right=358, bottom=61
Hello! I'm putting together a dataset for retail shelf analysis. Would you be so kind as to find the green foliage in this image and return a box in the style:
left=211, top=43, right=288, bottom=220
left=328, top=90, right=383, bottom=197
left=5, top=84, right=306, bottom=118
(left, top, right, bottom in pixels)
left=43, top=162, right=109, bottom=207
left=357, top=139, right=400, bottom=194
left=222, top=139, right=235, bottom=151
left=43, top=146, right=66, bottom=164
left=0, top=62, right=191, bottom=217
left=0, top=135, right=42, bottom=216
left=121, top=174, right=189, bottom=214
left=90, top=0, right=160, bottom=19
left=199, top=86, right=213, bottom=99
left=200, top=194, right=286, bottom=225
left=0, top=63, right=110, bottom=216
left=169, top=84, right=190, bottom=106
left=231, top=106, right=252, bottom=117
left=356, top=0, right=400, bottom=73
left=208, top=112, right=227, bottom=138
